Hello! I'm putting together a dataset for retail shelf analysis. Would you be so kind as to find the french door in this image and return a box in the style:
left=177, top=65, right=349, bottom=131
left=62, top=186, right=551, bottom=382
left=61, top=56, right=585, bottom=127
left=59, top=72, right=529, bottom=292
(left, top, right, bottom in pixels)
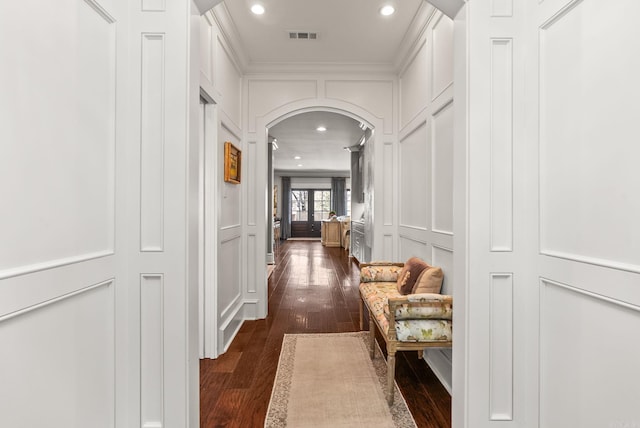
left=290, top=189, right=331, bottom=237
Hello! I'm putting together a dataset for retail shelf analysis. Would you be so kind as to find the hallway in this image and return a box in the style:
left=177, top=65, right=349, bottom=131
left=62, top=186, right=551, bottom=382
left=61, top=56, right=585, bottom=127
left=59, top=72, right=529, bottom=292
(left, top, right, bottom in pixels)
left=200, top=241, right=451, bottom=427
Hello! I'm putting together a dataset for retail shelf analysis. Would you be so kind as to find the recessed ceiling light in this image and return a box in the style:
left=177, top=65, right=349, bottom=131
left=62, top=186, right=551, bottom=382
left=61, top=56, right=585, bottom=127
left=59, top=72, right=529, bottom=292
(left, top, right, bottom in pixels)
left=316, top=126, right=326, bottom=132
left=251, top=4, right=265, bottom=15
left=294, top=156, right=301, bottom=160
left=297, top=164, right=303, bottom=167
left=380, top=5, right=395, bottom=16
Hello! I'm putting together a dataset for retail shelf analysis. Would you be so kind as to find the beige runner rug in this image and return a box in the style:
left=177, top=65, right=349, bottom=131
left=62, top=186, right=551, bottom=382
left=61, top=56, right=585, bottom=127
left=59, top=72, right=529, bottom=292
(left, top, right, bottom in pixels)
left=265, top=332, right=417, bottom=428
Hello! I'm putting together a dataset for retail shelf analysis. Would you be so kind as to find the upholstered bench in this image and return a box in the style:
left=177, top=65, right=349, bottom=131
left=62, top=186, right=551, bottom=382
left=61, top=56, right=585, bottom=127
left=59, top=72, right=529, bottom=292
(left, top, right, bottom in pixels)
left=358, top=260, right=453, bottom=405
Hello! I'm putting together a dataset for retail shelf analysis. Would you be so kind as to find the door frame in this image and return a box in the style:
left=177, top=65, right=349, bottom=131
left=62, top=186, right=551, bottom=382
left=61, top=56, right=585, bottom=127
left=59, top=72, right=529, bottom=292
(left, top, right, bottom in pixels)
left=290, top=188, right=331, bottom=237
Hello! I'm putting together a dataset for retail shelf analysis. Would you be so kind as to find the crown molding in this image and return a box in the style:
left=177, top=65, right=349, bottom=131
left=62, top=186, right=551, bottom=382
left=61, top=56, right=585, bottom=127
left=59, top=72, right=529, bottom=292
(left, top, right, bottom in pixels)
left=428, top=0, right=465, bottom=18
left=209, top=3, right=249, bottom=71
left=193, top=0, right=223, bottom=15
left=393, top=1, right=438, bottom=74
left=243, top=61, right=397, bottom=76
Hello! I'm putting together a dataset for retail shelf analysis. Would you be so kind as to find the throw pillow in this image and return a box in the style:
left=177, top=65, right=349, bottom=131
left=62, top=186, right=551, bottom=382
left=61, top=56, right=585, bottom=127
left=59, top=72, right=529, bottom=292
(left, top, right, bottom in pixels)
left=396, top=257, right=429, bottom=295
left=412, top=266, right=444, bottom=294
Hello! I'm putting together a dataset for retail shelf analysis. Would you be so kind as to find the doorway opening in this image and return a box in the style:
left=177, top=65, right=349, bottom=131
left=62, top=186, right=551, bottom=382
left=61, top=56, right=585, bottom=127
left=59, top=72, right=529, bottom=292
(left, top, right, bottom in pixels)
left=290, top=189, right=331, bottom=237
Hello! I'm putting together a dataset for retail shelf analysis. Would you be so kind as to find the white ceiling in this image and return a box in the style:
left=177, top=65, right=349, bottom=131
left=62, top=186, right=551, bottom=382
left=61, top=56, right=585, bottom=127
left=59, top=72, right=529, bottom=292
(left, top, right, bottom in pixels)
left=213, top=0, right=429, bottom=173
left=269, top=111, right=363, bottom=173
left=220, top=0, right=424, bottom=68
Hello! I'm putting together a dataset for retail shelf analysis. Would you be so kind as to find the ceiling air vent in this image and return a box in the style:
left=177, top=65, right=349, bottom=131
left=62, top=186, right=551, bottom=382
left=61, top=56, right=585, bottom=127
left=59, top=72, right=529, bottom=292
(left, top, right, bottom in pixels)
left=288, top=31, right=317, bottom=40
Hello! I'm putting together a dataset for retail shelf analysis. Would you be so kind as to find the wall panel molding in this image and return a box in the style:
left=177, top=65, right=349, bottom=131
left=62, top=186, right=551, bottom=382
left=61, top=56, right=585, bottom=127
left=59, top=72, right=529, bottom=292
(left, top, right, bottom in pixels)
left=247, top=79, right=318, bottom=132
left=431, top=14, right=454, bottom=101
left=247, top=234, right=257, bottom=292
left=247, top=141, right=257, bottom=226
left=0, top=279, right=113, bottom=323
left=489, top=273, right=514, bottom=420
left=141, top=0, right=166, bottom=12
left=491, top=0, right=513, bottom=17
left=539, top=277, right=640, bottom=425
left=432, top=100, right=454, bottom=235
left=383, top=142, right=394, bottom=226
left=0, top=251, right=114, bottom=281
left=219, top=294, right=242, bottom=320
left=140, top=274, right=164, bottom=428
left=400, top=39, right=429, bottom=130
left=140, top=33, right=166, bottom=252
left=490, top=38, right=514, bottom=252
left=325, top=80, right=393, bottom=135
left=84, top=0, right=116, bottom=22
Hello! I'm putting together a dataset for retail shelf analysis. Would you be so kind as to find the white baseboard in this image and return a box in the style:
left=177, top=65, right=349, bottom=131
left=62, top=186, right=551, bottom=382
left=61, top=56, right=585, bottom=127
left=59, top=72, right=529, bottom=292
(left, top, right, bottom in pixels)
left=217, top=299, right=264, bottom=355
left=424, top=348, right=452, bottom=394
left=218, top=301, right=244, bottom=354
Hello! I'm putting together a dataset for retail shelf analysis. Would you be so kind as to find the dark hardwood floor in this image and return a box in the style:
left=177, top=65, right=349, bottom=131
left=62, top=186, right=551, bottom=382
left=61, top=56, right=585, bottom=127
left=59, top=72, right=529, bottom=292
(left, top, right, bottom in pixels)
left=200, top=240, right=451, bottom=427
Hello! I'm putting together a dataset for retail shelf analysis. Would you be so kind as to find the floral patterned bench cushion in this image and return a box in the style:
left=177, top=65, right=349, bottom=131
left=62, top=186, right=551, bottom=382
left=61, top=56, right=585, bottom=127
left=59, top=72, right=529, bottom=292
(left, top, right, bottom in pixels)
left=359, top=282, right=453, bottom=342
left=360, top=264, right=404, bottom=283
left=396, top=319, right=452, bottom=341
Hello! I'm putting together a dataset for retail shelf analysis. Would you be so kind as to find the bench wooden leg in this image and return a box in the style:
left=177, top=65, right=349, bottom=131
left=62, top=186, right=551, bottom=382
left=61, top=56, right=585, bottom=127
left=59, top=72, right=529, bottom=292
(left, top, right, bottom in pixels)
left=368, top=311, right=376, bottom=359
left=418, top=349, right=423, bottom=359
left=387, top=347, right=396, bottom=405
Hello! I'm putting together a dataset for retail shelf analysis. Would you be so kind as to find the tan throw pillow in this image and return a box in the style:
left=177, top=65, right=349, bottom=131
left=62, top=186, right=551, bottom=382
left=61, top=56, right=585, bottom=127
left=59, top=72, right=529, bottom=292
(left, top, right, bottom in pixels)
left=412, top=266, right=444, bottom=294
left=396, top=257, right=429, bottom=295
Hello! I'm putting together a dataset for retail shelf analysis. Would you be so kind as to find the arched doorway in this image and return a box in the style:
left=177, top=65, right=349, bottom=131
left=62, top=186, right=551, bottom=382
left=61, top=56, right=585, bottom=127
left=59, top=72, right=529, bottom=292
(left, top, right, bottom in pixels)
left=247, top=101, right=385, bottom=321
left=267, top=110, right=369, bottom=248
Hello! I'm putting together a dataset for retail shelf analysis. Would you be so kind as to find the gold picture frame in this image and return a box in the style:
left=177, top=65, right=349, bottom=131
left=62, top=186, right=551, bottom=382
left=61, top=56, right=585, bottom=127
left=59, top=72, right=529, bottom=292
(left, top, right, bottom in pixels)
left=224, top=142, right=241, bottom=184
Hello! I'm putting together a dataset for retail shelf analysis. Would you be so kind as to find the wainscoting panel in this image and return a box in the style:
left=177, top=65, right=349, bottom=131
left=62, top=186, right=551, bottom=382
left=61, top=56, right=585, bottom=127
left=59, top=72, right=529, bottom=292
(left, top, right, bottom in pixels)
left=432, top=245, right=453, bottom=295
left=491, top=0, right=513, bottom=17
left=539, top=0, right=640, bottom=272
left=399, top=235, right=429, bottom=263
left=490, top=38, right=513, bottom=252
left=140, top=33, right=165, bottom=252
left=219, top=236, right=241, bottom=320
left=247, top=141, right=257, bottom=226
left=199, top=15, right=213, bottom=83
left=383, top=142, right=394, bottom=226
left=216, top=35, right=242, bottom=130
left=247, top=234, right=257, bottom=293
left=140, top=274, right=164, bottom=428
left=400, top=40, right=429, bottom=130
left=142, top=0, right=165, bottom=12
left=383, top=235, right=394, bottom=261
left=0, top=280, right=115, bottom=427
left=399, top=121, right=429, bottom=230
left=431, top=101, right=454, bottom=236
left=431, top=15, right=454, bottom=101
left=540, top=278, right=640, bottom=426
left=489, top=273, right=513, bottom=420
left=247, top=79, right=318, bottom=132
left=0, top=0, right=116, bottom=274
left=325, top=80, right=393, bottom=134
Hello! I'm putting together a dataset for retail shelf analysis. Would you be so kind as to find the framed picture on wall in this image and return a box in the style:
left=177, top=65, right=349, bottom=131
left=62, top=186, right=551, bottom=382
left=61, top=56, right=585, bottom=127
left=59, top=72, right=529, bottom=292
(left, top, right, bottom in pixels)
left=224, top=142, right=241, bottom=184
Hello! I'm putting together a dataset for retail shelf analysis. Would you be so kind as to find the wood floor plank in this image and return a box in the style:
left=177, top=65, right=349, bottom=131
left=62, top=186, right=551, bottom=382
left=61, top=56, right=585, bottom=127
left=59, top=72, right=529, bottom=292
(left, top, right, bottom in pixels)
left=200, top=240, right=451, bottom=427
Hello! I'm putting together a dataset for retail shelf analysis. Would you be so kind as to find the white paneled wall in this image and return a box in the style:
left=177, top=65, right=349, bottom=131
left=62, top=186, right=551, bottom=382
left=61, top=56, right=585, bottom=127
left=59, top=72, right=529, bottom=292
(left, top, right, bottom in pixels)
left=536, top=0, right=640, bottom=425
left=1, top=0, right=116, bottom=277
left=200, top=11, right=245, bottom=354
left=457, top=0, right=640, bottom=426
left=0, top=0, right=118, bottom=426
left=398, top=9, right=455, bottom=392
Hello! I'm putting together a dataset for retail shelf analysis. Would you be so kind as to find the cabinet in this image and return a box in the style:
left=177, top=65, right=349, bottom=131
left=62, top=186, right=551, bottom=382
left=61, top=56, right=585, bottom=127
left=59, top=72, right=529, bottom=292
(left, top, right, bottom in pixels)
left=321, top=220, right=341, bottom=247
left=350, top=221, right=365, bottom=262
left=340, top=220, right=350, bottom=249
